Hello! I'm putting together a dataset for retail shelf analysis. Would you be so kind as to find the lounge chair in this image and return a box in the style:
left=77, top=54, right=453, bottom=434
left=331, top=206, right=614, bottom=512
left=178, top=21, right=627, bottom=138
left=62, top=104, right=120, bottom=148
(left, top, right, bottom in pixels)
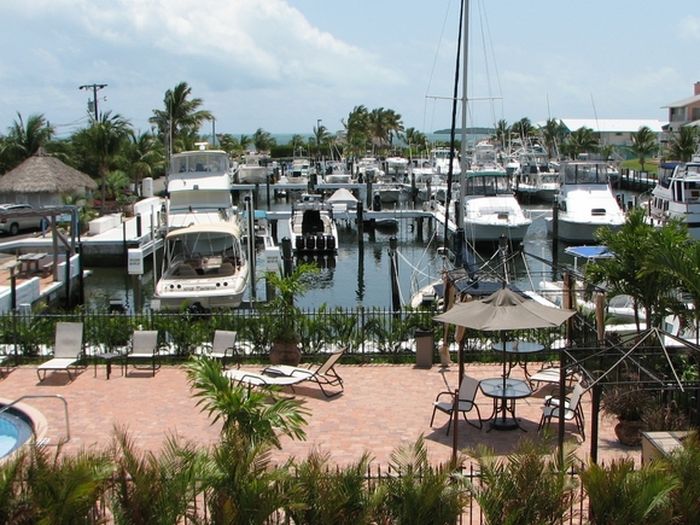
left=430, top=374, right=483, bottom=434
left=537, top=382, right=586, bottom=439
left=37, top=322, right=84, bottom=382
left=124, top=330, right=160, bottom=377
left=224, top=368, right=305, bottom=389
left=196, top=330, right=238, bottom=370
left=262, top=348, right=345, bottom=397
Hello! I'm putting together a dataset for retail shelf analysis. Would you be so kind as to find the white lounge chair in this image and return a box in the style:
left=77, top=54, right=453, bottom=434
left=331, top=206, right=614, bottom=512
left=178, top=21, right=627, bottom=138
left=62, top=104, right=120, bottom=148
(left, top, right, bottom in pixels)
left=430, top=374, right=483, bottom=434
left=196, top=330, right=238, bottom=370
left=262, top=348, right=345, bottom=397
left=37, top=322, right=84, bottom=382
left=124, top=330, right=160, bottom=377
left=224, top=368, right=305, bottom=389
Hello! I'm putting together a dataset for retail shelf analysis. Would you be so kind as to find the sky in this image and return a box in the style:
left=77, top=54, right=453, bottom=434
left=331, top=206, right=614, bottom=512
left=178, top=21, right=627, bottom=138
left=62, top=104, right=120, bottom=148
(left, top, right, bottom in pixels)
left=0, top=0, right=699, bottom=138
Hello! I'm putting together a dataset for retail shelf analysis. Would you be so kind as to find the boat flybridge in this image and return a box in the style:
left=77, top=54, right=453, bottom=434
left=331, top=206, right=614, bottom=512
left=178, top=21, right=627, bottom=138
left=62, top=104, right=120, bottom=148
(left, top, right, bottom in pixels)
left=648, top=157, right=700, bottom=240
left=153, top=146, right=249, bottom=311
left=546, top=161, right=625, bottom=242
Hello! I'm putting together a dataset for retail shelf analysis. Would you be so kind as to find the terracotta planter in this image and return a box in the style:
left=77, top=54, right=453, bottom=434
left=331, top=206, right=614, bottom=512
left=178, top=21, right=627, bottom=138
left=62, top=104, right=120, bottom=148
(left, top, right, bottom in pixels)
left=269, top=341, right=302, bottom=366
left=614, top=419, right=646, bottom=446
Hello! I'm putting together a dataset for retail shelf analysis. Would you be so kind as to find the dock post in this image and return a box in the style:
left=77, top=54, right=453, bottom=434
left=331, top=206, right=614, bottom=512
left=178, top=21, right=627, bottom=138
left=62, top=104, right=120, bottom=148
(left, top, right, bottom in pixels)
left=281, top=237, right=293, bottom=277
left=357, top=201, right=364, bottom=248
left=64, top=249, right=71, bottom=309
left=245, top=196, right=256, bottom=301
left=366, top=179, right=373, bottom=209
left=388, top=236, right=401, bottom=312
left=551, top=202, right=559, bottom=277
left=454, top=228, right=464, bottom=267
left=266, top=174, right=271, bottom=210
left=78, top=244, right=85, bottom=305
left=271, top=219, right=278, bottom=243
left=411, top=171, right=417, bottom=207
left=416, top=217, right=424, bottom=242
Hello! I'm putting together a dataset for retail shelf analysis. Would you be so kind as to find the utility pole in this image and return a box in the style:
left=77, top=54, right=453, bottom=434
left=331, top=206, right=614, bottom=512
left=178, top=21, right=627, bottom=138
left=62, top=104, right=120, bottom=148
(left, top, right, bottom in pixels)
left=79, top=83, right=108, bottom=120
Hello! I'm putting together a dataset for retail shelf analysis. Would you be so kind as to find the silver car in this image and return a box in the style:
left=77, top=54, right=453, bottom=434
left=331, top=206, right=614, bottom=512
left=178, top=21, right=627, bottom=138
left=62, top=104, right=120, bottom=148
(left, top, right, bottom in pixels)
left=0, top=203, right=42, bottom=235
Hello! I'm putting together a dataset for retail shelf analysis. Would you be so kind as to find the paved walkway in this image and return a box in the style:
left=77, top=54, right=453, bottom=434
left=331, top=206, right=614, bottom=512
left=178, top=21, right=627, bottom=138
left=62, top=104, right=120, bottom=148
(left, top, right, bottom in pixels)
left=0, top=361, right=636, bottom=467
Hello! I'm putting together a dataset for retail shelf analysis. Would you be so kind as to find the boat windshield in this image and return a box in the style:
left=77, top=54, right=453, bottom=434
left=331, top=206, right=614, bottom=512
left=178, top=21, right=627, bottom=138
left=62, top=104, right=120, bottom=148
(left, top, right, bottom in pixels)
left=562, top=163, right=609, bottom=184
left=466, top=173, right=511, bottom=195
left=168, top=232, right=240, bottom=260
left=171, top=152, right=229, bottom=174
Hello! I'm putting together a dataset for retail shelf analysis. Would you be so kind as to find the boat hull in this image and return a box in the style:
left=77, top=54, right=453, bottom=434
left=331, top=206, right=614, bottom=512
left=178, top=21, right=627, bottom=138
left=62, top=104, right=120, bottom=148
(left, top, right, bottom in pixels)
left=545, top=217, right=623, bottom=243
left=463, top=221, right=531, bottom=243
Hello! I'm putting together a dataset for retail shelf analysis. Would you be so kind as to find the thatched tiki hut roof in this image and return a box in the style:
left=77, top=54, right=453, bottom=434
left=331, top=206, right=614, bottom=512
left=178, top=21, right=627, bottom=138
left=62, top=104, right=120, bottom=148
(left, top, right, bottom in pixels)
left=0, top=149, right=97, bottom=207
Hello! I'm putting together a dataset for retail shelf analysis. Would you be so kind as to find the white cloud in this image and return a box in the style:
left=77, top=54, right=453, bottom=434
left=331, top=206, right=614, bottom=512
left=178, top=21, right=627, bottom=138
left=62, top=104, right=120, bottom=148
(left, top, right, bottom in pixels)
left=679, top=15, right=700, bottom=40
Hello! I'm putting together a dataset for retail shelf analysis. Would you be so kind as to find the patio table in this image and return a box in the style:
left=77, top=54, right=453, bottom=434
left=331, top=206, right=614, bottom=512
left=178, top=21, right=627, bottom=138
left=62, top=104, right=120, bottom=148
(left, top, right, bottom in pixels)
left=492, top=340, right=544, bottom=379
left=479, top=377, right=532, bottom=431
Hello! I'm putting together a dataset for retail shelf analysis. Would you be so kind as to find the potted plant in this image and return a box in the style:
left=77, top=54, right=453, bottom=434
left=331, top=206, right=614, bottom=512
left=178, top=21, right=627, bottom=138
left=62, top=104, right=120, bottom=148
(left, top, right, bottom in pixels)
left=264, top=263, right=318, bottom=366
left=601, top=386, right=653, bottom=446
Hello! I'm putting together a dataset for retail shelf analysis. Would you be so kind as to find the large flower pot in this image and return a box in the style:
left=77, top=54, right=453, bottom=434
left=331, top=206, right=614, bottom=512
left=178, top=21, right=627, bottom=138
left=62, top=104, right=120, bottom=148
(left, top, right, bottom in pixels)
left=270, top=341, right=302, bottom=366
left=614, top=419, right=646, bottom=446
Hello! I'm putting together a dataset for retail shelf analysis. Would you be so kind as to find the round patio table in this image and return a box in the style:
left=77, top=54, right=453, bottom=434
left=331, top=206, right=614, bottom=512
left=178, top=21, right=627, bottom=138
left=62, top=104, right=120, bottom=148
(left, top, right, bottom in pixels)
left=479, top=377, right=532, bottom=431
left=491, top=340, right=545, bottom=379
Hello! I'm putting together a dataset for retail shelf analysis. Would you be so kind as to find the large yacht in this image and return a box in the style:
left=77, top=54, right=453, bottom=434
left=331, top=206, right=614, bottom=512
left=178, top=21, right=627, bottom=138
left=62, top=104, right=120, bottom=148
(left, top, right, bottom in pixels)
left=153, top=147, right=249, bottom=311
left=546, top=161, right=625, bottom=243
left=648, top=157, right=700, bottom=240
left=461, top=142, right=532, bottom=244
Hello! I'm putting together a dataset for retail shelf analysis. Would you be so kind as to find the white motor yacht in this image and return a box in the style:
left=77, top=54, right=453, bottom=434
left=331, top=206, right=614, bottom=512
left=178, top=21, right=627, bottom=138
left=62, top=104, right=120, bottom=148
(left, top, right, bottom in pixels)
left=546, top=161, right=625, bottom=242
left=648, top=157, right=700, bottom=240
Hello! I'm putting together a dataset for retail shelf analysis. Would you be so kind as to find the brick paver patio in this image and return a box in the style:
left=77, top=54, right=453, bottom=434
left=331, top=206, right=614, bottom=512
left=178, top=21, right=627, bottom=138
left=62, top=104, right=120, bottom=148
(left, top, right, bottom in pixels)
left=0, top=361, right=638, bottom=467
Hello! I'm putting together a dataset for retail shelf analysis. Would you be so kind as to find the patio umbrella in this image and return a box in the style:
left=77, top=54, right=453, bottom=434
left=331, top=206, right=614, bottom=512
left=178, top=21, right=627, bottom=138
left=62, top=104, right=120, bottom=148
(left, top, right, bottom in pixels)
left=434, top=285, right=575, bottom=432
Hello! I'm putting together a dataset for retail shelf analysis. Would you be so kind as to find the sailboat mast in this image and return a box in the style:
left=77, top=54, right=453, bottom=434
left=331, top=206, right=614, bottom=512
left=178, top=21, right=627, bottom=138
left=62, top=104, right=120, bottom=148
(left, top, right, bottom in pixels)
left=459, top=0, right=469, bottom=232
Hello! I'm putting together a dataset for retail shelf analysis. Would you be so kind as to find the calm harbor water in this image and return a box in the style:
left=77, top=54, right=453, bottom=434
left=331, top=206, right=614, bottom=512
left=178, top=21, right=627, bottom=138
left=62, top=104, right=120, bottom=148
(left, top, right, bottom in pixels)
left=83, top=193, right=636, bottom=312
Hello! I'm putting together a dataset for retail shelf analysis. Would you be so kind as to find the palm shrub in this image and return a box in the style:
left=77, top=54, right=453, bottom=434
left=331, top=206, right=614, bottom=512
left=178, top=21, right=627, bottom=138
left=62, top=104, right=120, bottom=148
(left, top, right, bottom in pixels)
left=111, top=429, right=202, bottom=525
left=373, top=437, right=467, bottom=525
left=298, top=305, right=331, bottom=355
left=325, top=307, right=363, bottom=353
left=581, top=458, right=677, bottom=525
left=285, top=449, right=376, bottom=525
left=468, top=439, right=579, bottom=525
left=662, top=431, right=700, bottom=524
left=0, top=450, right=32, bottom=523
left=24, top=442, right=114, bottom=525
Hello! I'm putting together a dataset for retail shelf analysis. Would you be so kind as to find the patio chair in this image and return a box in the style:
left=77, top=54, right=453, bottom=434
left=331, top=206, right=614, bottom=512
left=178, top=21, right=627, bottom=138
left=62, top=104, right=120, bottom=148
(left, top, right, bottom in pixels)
left=37, top=322, right=84, bottom=382
left=528, top=366, right=576, bottom=390
left=262, top=347, right=345, bottom=397
left=430, top=374, right=483, bottom=434
left=224, top=368, right=305, bottom=390
left=124, top=330, right=160, bottom=377
left=537, top=382, right=586, bottom=439
left=196, top=330, right=238, bottom=370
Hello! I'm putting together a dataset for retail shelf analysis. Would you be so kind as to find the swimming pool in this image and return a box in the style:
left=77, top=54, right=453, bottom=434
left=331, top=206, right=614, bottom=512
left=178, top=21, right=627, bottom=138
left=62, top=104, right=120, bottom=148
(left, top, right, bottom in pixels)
left=0, top=408, right=33, bottom=458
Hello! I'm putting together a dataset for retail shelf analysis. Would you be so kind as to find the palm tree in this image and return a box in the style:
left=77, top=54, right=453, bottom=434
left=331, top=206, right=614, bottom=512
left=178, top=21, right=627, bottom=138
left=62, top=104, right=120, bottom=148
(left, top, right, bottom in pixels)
left=468, top=439, right=578, bottom=525
left=563, top=126, right=599, bottom=159
left=74, top=111, right=131, bottom=208
left=586, top=208, right=688, bottom=330
left=343, top=105, right=370, bottom=158
left=149, top=81, right=213, bottom=154
left=0, top=112, right=54, bottom=171
left=541, top=118, right=565, bottom=160
left=493, top=119, right=510, bottom=151
left=667, top=126, right=699, bottom=161
left=125, top=130, right=165, bottom=193
left=111, top=429, right=201, bottom=525
left=252, top=128, right=276, bottom=154
left=631, top=126, right=658, bottom=172
left=312, top=123, right=329, bottom=160
left=289, top=134, right=306, bottom=157
left=581, top=458, right=677, bottom=525
left=185, top=357, right=308, bottom=448
left=511, top=117, right=535, bottom=145
left=404, top=127, right=428, bottom=158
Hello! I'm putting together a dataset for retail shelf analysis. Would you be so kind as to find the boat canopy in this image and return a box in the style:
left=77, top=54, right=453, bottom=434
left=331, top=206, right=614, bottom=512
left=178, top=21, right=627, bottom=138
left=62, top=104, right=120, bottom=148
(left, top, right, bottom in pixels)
left=564, top=245, right=613, bottom=259
left=166, top=222, right=241, bottom=240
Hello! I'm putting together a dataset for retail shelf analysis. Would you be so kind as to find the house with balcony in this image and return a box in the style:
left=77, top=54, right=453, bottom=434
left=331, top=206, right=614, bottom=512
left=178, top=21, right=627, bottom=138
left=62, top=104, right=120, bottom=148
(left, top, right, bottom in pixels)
left=663, top=81, right=700, bottom=133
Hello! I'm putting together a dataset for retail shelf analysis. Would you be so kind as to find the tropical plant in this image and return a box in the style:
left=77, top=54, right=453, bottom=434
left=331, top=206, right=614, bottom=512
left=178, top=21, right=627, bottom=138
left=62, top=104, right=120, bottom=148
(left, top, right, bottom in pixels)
left=581, top=458, right=677, bottom=525
left=149, top=81, right=213, bottom=153
left=562, top=126, right=599, bottom=159
left=493, top=119, right=510, bottom=151
left=600, top=385, right=652, bottom=421
left=185, top=356, right=309, bottom=448
left=404, top=127, right=428, bottom=158
left=263, top=263, right=318, bottom=345
left=586, top=208, right=687, bottom=330
left=289, top=133, right=307, bottom=157
left=511, top=117, right=535, bottom=144
left=663, top=431, right=700, bottom=523
left=124, top=130, right=165, bottom=193
left=373, top=437, right=467, bottom=525
left=0, top=450, right=32, bottom=523
left=25, top=442, right=114, bottom=524
left=285, top=449, right=376, bottom=525
left=540, top=118, right=567, bottom=160
left=343, top=105, right=370, bottom=158
left=667, top=126, right=699, bottom=162
left=631, top=126, right=658, bottom=173
left=468, top=439, right=579, bottom=525
left=0, top=112, right=54, bottom=171
left=111, top=428, right=201, bottom=525
left=252, top=128, right=276, bottom=154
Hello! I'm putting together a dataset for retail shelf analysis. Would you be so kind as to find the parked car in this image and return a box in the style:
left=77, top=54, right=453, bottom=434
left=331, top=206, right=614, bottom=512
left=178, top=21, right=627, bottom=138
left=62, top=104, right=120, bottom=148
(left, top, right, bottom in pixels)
left=0, top=203, right=42, bottom=235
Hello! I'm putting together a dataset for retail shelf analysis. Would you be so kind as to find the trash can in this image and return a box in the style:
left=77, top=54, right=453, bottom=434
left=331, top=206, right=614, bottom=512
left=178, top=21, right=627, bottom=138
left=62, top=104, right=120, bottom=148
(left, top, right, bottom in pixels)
left=415, top=329, right=434, bottom=369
